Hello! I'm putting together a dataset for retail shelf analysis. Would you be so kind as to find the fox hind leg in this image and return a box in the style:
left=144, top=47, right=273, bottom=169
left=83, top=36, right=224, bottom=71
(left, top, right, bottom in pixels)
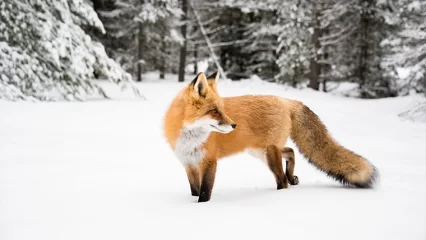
left=282, top=147, right=299, bottom=185
left=265, top=145, right=289, bottom=190
left=185, top=165, right=200, bottom=196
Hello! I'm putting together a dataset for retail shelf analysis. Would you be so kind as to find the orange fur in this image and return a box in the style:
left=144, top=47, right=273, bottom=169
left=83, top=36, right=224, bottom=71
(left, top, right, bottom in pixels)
left=164, top=72, right=379, bottom=202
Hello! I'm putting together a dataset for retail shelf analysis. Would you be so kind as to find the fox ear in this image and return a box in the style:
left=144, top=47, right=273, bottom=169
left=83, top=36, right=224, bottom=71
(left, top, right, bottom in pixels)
left=191, top=72, right=208, bottom=98
left=207, top=71, right=220, bottom=85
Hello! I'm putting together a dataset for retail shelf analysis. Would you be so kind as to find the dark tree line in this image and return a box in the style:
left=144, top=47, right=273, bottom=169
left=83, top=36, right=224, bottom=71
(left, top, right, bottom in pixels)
left=85, top=0, right=426, bottom=98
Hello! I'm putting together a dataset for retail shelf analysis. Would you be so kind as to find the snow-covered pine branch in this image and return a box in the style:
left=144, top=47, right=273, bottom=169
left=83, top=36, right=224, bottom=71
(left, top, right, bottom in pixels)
left=90, top=0, right=182, bottom=81
left=0, top=0, right=140, bottom=101
left=381, top=0, right=426, bottom=96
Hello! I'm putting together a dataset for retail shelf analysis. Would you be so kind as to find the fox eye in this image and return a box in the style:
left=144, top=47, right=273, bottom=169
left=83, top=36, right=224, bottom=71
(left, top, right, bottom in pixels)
left=210, top=109, right=219, bottom=114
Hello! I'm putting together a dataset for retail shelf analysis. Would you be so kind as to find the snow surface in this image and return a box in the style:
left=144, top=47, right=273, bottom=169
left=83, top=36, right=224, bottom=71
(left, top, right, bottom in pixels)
left=1, top=74, right=425, bottom=240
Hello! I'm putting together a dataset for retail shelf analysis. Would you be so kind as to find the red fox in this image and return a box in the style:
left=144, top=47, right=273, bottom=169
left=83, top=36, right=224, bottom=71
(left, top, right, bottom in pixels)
left=163, top=71, right=379, bottom=202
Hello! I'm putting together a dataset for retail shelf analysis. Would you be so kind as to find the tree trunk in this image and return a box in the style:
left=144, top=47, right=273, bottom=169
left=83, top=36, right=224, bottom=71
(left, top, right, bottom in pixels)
left=424, top=76, right=426, bottom=97
left=322, top=27, right=330, bottom=93
left=308, top=4, right=321, bottom=91
left=358, top=2, right=369, bottom=94
left=137, top=22, right=144, bottom=82
left=91, top=0, right=104, bottom=11
left=193, top=44, right=198, bottom=74
left=178, top=0, right=188, bottom=82
left=160, top=37, right=166, bottom=79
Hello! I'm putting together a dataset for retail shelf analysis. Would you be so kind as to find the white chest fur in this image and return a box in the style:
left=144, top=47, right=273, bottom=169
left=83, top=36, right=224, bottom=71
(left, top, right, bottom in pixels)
left=174, top=126, right=211, bottom=166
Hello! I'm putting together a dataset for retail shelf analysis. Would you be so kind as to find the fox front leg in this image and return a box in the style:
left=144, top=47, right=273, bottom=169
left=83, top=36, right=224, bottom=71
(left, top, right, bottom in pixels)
left=198, top=159, right=217, bottom=203
left=185, top=165, right=200, bottom=196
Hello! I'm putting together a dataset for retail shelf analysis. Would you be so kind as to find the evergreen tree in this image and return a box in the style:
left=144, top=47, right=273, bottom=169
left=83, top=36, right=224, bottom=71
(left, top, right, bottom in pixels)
left=274, top=0, right=398, bottom=97
left=243, top=9, right=280, bottom=81
left=187, top=0, right=225, bottom=75
left=206, top=0, right=280, bottom=80
left=91, top=0, right=182, bottom=81
left=382, top=0, right=426, bottom=96
left=0, top=0, right=137, bottom=101
left=352, top=0, right=397, bottom=98
left=275, top=0, right=315, bottom=88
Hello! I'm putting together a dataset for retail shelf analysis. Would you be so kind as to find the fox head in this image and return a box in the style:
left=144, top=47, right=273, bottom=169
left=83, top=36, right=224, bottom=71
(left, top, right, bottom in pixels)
left=183, top=71, right=236, bottom=133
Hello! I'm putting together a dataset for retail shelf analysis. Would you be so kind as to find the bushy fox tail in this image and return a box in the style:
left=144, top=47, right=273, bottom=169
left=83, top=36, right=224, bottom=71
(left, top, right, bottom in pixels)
left=289, top=101, right=379, bottom=188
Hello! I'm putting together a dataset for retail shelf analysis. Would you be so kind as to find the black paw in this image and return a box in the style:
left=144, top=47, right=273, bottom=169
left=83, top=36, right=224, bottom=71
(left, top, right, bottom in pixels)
left=277, top=180, right=289, bottom=190
left=190, top=186, right=200, bottom=196
left=198, top=192, right=211, bottom=203
left=290, top=176, right=299, bottom=185
left=191, top=190, right=200, bottom=197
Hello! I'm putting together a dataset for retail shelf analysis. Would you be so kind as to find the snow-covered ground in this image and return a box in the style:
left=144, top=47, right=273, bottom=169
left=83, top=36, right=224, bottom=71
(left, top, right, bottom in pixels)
left=1, top=74, right=425, bottom=240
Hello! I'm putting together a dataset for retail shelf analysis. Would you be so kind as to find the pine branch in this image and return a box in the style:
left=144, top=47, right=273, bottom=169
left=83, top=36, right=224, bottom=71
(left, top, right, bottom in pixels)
left=189, top=1, right=227, bottom=79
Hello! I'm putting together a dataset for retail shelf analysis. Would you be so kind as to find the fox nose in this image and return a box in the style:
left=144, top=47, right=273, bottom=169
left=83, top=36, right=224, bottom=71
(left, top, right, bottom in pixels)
left=231, top=123, right=237, bottom=129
